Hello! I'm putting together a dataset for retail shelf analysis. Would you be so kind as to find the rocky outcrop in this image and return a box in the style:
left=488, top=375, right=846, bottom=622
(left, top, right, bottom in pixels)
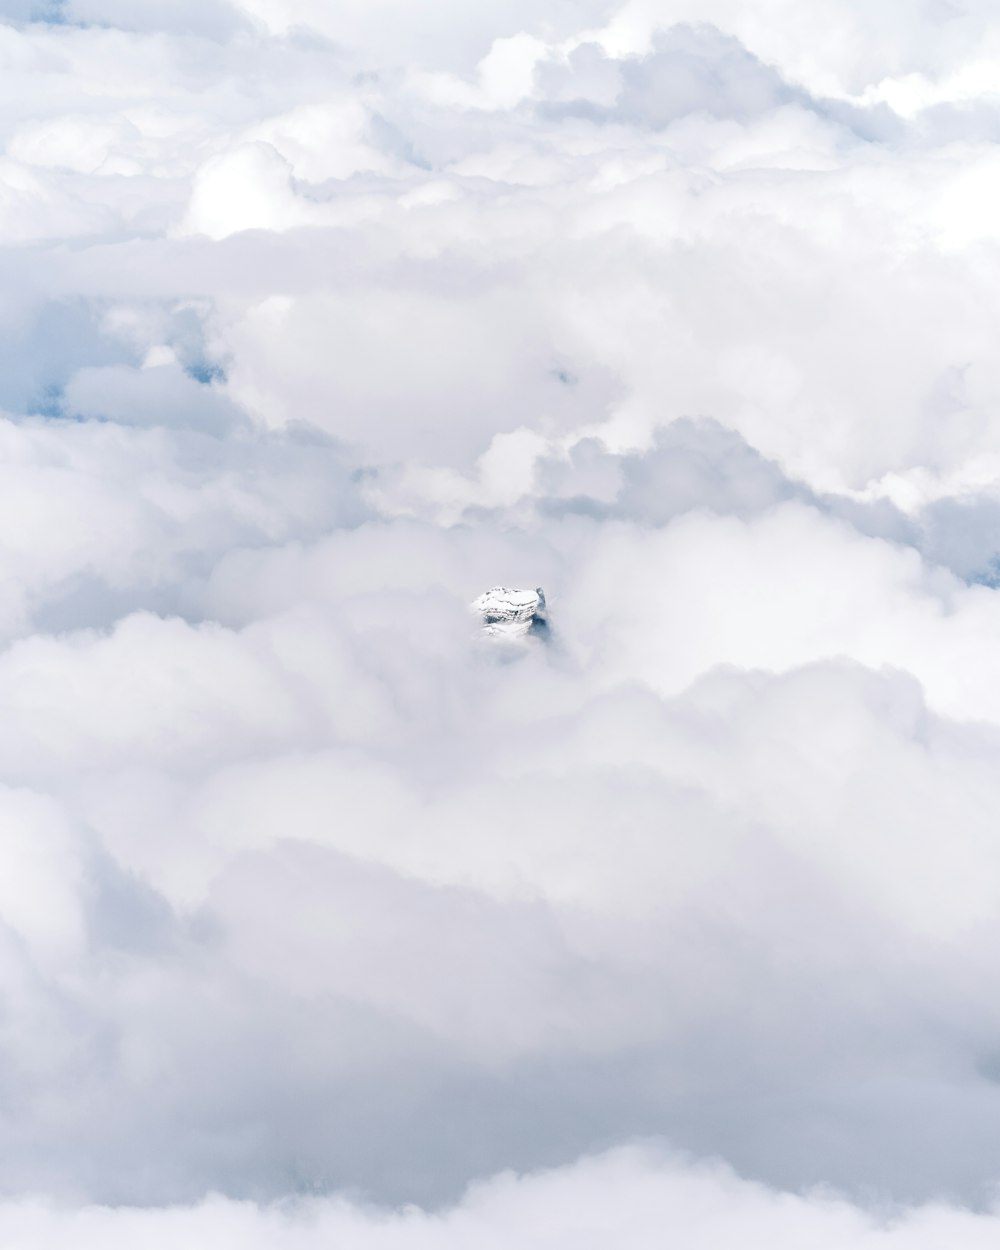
left=471, top=586, right=548, bottom=640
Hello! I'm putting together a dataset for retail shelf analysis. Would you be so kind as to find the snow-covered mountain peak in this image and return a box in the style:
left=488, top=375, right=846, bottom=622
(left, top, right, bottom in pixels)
left=471, top=586, right=548, bottom=640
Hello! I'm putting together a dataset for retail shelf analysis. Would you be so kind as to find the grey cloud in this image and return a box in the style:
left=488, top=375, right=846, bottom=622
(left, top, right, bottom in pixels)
left=0, top=299, right=136, bottom=416
left=0, top=0, right=62, bottom=19
left=617, top=25, right=805, bottom=128
left=63, top=0, right=248, bottom=38
left=536, top=418, right=1000, bottom=588
left=535, top=24, right=805, bottom=126
left=538, top=23, right=905, bottom=145
left=0, top=416, right=368, bottom=641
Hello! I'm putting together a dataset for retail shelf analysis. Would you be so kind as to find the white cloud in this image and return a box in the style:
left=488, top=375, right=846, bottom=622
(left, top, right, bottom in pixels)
left=4, top=0, right=1000, bottom=1239
left=3, top=1149, right=1000, bottom=1248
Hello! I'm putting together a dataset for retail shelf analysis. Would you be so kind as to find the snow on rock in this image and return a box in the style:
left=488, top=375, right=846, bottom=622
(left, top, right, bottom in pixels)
left=471, top=586, right=548, bottom=640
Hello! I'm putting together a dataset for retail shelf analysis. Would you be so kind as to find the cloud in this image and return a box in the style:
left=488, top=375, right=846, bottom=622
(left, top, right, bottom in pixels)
left=3, top=1149, right=1000, bottom=1248
left=4, top=0, right=1000, bottom=1243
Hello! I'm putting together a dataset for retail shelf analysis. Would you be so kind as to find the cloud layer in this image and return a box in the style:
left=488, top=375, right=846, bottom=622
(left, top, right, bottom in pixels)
left=3, top=0, right=1000, bottom=1242
left=7, top=1148, right=1000, bottom=1250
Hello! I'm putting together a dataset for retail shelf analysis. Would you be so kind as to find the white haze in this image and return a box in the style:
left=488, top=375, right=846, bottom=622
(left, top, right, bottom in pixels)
left=1, top=0, right=1000, bottom=1243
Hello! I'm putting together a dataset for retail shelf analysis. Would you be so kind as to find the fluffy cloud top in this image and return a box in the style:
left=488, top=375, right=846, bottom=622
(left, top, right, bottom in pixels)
left=6, top=1149, right=1000, bottom=1249
left=1, top=0, right=1000, bottom=1244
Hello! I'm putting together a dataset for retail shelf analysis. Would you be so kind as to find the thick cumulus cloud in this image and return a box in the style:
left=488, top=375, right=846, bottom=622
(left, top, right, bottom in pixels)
left=8, top=1150, right=1000, bottom=1249
left=5, top=0, right=1000, bottom=1244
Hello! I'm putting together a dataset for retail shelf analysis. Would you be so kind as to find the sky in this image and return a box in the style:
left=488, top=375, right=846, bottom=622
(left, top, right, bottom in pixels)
left=4, top=0, right=1000, bottom=1244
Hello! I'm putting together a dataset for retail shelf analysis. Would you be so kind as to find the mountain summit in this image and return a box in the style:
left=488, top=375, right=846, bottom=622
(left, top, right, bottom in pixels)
left=472, top=586, right=548, bottom=640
